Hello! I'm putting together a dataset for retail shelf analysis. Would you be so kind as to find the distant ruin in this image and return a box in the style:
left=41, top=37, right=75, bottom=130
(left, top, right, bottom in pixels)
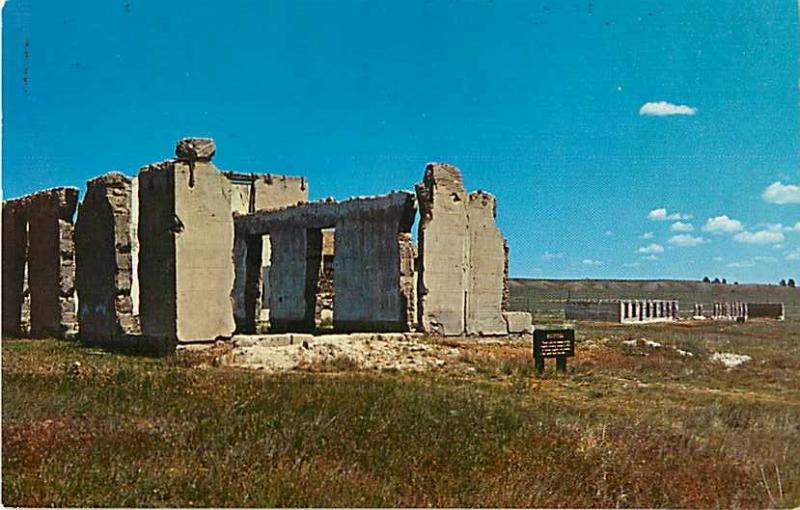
left=694, top=302, right=784, bottom=321
left=565, top=299, right=679, bottom=324
left=2, top=138, right=524, bottom=349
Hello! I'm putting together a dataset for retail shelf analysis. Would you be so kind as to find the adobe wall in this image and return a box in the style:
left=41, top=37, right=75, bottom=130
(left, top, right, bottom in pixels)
left=26, top=187, right=79, bottom=337
left=75, top=172, right=139, bottom=344
left=2, top=197, right=30, bottom=336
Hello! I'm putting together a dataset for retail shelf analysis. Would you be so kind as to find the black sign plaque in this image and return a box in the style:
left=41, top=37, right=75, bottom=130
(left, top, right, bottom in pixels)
left=533, top=328, right=575, bottom=373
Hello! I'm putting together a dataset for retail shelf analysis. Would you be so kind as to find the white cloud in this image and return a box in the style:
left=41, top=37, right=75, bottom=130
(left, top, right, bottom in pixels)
left=792, top=222, right=800, bottom=231
left=703, top=215, right=743, bottom=233
left=670, top=221, right=694, bottom=232
left=727, top=256, right=777, bottom=268
left=713, top=256, right=724, bottom=262
left=733, top=229, right=785, bottom=245
left=642, top=254, right=660, bottom=261
left=622, top=262, right=641, bottom=268
left=542, top=251, right=564, bottom=261
left=727, top=260, right=755, bottom=268
left=787, top=249, right=800, bottom=261
left=762, top=182, right=800, bottom=204
left=582, top=259, right=604, bottom=266
left=641, top=231, right=654, bottom=239
left=639, top=101, right=698, bottom=116
left=648, top=208, right=692, bottom=221
left=637, top=243, right=664, bottom=254
left=605, top=230, right=614, bottom=236
left=668, top=234, right=707, bottom=247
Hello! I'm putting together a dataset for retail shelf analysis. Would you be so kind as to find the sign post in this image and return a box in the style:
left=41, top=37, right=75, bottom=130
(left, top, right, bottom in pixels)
left=533, top=328, right=575, bottom=374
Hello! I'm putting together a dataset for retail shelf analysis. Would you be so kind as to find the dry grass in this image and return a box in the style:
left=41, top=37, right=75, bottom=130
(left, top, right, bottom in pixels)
left=3, top=320, right=799, bottom=507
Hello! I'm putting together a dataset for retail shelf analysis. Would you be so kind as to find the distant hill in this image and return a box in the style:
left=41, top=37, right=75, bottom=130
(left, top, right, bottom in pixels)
left=508, top=278, right=800, bottom=320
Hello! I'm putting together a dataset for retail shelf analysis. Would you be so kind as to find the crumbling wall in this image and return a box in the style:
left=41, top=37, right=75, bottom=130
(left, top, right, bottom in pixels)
left=333, top=197, right=416, bottom=332
left=138, top=140, right=238, bottom=343
left=746, top=303, right=784, bottom=320
left=268, top=227, right=320, bottom=332
left=173, top=158, right=236, bottom=341
left=2, top=197, right=30, bottom=336
left=415, top=163, right=469, bottom=335
left=227, top=172, right=309, bottom=331
left=565, top=300, right=622, bottom=322
left=26, top=187, right=79, bottom=337
left=465, top=191, right=507, bottom=335
left=137, top=161, right=177, bottom=341
left=234, top=192, right=417, bottom=334
left=75, top=172, right=139, bottom=344
left=315, top=229, right=335, bottom=326
left=398, top=232, right=416, bottom=331
left=228, top=173, right=308, bottom=214
left=415, top=163, right=507, bottom=336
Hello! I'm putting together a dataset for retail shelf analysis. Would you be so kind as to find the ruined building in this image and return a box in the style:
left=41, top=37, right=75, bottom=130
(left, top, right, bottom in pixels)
left=565, top=299, right=679, bottom=324
left=2, top=138, right=523, bottom=349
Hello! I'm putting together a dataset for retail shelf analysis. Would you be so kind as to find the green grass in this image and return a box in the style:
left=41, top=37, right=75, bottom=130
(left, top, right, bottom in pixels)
left=3, top=320, right=800, bottom=507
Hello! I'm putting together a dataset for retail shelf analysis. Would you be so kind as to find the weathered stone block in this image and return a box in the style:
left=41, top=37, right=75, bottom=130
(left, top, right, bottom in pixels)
left=175, top=137, right=216, bottom=161
left=503, top=311, right=532, bottom=334
left=138, top=152, right=236, bottom=344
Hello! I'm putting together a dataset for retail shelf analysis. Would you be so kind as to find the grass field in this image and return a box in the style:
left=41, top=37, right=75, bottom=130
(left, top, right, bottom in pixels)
left=509, top=278, right=800, bottom=321
left=3, top=320, right=800, bottom=507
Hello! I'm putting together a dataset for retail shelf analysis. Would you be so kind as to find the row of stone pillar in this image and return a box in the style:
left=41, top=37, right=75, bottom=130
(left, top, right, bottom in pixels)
left=695, top=302, right=748, bottom=320
left=620, top=299, right=678, bottom=322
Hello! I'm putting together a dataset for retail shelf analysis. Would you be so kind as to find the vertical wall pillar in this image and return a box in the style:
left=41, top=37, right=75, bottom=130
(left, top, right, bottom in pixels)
left=333, top=195, right=416, bottom=333
left=2, top=198, right=29, bottom=336
left=465, top=192, right=507, bottom=336
left=138, top=139, right=236, bottom=344
left=26, top=188, right=79, bottom=338
left=415, top=163, right=469, bottom=335
left=269, top=227, right=320, bottom=332
left=75, top=172, right=140, bottom=344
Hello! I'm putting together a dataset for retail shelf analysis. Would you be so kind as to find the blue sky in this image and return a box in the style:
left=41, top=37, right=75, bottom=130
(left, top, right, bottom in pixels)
left=3, top=0, right=799, bottom=282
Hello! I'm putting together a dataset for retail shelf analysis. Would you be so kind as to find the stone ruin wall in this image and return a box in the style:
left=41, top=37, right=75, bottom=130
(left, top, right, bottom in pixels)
left=415, top=163, right=509, bottom=336
left=565, top=299, right=679, bottom=324
left=227, top=171, right=309, bottom=330
left=4, top=138, right=516, bottom=347
left=74, top=172, right=140, bottom=344
left=232, top=192, right=417, bottom=335
left=2, top=197, right=29, bottom=336
left=744, top=303, right=784, bottom=320
left=2, top=188, right=80, bottom=338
